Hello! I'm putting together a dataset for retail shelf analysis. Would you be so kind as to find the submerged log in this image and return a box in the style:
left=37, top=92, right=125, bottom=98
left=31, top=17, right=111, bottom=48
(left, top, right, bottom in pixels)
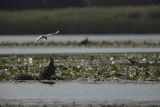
left=15, top=74, right=34, bottom=80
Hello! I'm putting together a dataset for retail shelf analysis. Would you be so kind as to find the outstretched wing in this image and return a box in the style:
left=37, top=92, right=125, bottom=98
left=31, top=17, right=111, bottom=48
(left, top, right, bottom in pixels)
left=54, top=30, right=60, bottom=34
left=36, top=35, right=43, bottom=41
left=45, top=31, right=60, bottom=36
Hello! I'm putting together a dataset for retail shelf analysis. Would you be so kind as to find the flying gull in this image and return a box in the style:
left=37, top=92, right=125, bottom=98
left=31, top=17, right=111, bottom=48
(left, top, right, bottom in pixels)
left=36, top=31, right=60, bottom=41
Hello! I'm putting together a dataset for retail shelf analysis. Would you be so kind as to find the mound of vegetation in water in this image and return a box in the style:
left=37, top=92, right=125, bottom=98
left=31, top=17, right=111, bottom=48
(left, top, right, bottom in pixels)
left=1, top=40, right=160, bottom=47
left=0, top=53, right=160, bottom=81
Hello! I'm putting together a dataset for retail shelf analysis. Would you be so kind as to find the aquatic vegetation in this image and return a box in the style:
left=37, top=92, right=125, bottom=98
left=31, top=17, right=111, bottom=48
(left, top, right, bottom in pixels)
left=15, top=73, right=34, bottom=80
left=0, top=53, right=160, bottom=81
left=1, top=40, right=160, bottom=47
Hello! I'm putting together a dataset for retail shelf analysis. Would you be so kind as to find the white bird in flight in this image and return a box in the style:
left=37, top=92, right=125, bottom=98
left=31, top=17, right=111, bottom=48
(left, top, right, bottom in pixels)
left=36, top=31, right=60, bottom=41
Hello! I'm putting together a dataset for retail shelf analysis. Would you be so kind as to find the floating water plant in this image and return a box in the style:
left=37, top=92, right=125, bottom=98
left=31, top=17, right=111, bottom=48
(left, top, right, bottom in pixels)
left=0, top=53, right=160, bottom=81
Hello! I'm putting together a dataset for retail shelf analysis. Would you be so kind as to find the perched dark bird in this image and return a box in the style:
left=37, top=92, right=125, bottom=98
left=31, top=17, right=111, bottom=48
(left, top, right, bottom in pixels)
left=79, top=37, right=89, bottom=45
left=40, top=57, right=56, bottom=80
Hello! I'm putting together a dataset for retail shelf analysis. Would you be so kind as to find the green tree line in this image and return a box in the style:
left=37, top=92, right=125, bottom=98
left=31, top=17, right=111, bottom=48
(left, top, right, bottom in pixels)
left=0, top=6, right=160, bottom=34
left=0, top=0, right=160, bottom=10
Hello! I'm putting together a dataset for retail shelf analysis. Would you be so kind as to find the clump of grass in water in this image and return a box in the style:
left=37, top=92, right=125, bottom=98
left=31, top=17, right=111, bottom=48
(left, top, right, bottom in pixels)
left=0, top=53, right=160, bottom=81
left=1, top=40, right=160, bottom=47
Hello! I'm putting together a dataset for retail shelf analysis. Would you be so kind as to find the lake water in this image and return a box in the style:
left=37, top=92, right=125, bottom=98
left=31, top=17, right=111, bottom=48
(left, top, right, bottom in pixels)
left=0, top=47, right=160, bottom=55
left=0, top=34, right=160, bottom=42
left=0, top=34, right=160, bottom=55
left=0, top=82, right=160, bottom=105
left=0, top=35, right=160, bottom=106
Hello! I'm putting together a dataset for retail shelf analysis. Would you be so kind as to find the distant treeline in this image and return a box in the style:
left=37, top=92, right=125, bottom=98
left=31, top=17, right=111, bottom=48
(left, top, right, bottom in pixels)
left=1, top=6, right=160, bottom=34
left=0, top=0, right=160, bottom=10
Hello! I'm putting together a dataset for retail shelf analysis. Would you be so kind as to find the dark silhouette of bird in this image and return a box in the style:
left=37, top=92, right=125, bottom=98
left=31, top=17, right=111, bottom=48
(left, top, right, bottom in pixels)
left=40, top=57, right=56, bottom=80
left=79, top=37, right=89, bottom=45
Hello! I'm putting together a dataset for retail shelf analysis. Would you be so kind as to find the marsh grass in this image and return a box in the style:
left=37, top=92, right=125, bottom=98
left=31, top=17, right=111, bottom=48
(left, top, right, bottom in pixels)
left=0, top=5, right=160, bottom=34
left=1, top=40, right=160, bottom=47
left=0, top=53, right=160, bottom=81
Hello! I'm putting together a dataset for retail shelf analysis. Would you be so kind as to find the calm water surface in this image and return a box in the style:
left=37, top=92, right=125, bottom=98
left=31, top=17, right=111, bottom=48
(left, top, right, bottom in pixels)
left=1, top=34, right=160, bottom=55
left=0, top=47, right=160, bottom=55
left=0, top=82, right=160, bottom=102
left=0, top=34, right=160, bottom=42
